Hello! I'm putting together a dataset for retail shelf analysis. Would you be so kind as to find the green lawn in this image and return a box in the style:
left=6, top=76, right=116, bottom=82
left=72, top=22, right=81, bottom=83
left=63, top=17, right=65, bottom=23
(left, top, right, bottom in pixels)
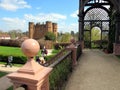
left=0, top=71, right=8, bottom=78
left=0, top=46, right=61, bottom=64
left=0, top=46, right=24, bottom=56
left=7, top=86, right=13, bottom=90
left=0, top=46, right=60, bottom=56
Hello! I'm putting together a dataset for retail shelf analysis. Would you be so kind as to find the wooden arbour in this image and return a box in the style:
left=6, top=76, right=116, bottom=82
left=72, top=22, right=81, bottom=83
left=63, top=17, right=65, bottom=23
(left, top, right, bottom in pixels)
left=78, top=0, right=120, bottom=54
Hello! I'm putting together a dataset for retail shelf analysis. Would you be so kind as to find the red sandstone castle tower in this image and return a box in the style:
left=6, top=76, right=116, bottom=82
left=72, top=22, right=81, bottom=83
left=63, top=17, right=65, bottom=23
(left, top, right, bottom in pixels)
left=29, top=21, right=58, bottom=40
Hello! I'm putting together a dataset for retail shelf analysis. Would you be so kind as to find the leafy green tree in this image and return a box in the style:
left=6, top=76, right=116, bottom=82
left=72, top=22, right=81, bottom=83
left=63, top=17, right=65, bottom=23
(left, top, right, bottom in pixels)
left=45, top=32, right=56, bottom=41
left=84, top=31, right=90, bottom=41
left=102, top=32, right=108, bottom=40
left=71, top=31, right=75, bottom=37
left=60, top=33, right=72, bottom=43
left=91, top=27, right=101, bottom=41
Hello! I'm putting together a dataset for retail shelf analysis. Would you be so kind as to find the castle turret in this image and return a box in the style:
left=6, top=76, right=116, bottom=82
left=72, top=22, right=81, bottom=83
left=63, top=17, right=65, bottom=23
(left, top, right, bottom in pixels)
left=29, top=22, right=34, bottom=39
left=52, top=23, right=58, bottom=37
left=46, top=21, right=53, bottom=32
left=28, top=21, right=58, bottom=40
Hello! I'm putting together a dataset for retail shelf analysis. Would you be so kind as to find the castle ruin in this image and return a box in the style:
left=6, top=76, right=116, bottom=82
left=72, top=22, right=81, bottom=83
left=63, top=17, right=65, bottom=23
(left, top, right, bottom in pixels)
left=29, top=21, right=57, bottom=40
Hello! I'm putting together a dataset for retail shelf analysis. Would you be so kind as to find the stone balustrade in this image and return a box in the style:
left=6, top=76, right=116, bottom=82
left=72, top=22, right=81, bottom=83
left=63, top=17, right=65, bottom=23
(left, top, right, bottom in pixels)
left=7, top=38, right=82, bottom=90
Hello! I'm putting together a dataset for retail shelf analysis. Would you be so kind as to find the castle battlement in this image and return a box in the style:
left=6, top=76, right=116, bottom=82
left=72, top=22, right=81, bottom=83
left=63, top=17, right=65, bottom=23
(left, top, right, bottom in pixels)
left=29, top=21, right=58, bottom=40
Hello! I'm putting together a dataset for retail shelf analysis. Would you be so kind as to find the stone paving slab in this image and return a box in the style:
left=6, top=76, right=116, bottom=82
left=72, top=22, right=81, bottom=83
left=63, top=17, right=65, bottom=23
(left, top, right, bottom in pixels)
left=0, top=64, right=20, bottom=90
left=65, top=49, right=120, bottom=90
left=0, top=76, right=12, bottom=90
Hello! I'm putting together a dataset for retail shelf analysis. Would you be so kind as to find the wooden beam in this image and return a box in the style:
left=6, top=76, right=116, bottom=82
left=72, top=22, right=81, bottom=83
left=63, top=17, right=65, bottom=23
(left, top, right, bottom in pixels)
left=85, top=3, right=110, bottom=6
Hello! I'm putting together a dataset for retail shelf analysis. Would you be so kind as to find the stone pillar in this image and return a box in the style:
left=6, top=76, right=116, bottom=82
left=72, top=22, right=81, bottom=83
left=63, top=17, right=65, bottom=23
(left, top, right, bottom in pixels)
left=66, top=38, right=77, bottom=66
left=67, top=44, right=77, bottom=66
left=7, top=39, right=52, bottom=90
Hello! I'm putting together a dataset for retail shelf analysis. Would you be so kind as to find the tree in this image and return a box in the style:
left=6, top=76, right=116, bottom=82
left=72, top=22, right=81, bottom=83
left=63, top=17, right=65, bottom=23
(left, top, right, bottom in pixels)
left=45, top=32, right=56, bottom=41
left=8, top=29, right=23, bottom=39
left=91, top=27, right=101, bottom=41
left=60, top=33, right=72, bottom=43
left=71, top=31, right=75, bottom=37
left=102, top=32, right=108, bottom=40
left=84, top=31, right=90, bottom=41
left=23, top=31, right=29, bottom=37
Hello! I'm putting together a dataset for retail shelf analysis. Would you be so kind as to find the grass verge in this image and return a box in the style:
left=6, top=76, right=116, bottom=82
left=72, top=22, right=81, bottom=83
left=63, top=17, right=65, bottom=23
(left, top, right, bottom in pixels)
left=7, top=86, right=13, bottom=90
left=0, top=71, right=8, bottom=78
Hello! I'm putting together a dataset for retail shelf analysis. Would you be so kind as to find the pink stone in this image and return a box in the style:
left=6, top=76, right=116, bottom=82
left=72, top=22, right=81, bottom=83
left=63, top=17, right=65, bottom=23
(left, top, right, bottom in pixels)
left=66, top=43, right=77, bottom=66
left=21, top=39, right=40, bottom=57
left=7, top=39, right=53, bottom=90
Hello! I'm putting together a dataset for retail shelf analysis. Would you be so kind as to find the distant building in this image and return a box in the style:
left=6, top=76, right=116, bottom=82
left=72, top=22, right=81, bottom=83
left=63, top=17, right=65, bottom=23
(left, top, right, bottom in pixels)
left=29, top=21, right=58, bottom=40
left=0, top=33, right=11, bottom=39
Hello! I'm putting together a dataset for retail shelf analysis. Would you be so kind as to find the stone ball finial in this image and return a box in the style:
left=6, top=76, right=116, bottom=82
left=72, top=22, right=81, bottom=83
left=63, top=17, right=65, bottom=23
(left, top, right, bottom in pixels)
left=21, top=39, right=40, bottom=58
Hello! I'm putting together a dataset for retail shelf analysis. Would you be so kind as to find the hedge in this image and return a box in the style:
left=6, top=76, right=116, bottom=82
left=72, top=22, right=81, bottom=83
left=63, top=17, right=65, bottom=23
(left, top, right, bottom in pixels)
left=49, top=54, right=72, bottom=90
left=0, top=55, right=27, bottom=64
left=54, top=43, right=70, bottom=50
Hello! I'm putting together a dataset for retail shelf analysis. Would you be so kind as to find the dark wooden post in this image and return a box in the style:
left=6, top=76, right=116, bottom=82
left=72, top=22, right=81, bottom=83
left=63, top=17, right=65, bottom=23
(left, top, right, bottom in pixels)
left=114, top=12, right=120, bottom=55
left=78, top=0, right=84, bottom=41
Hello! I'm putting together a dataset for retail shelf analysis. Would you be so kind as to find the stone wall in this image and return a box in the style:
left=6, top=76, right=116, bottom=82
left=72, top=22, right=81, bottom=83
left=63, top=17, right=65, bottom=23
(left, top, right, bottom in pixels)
left=37, top=39, right=54, bottom=49
left=29, top=21, right=58, bottom=40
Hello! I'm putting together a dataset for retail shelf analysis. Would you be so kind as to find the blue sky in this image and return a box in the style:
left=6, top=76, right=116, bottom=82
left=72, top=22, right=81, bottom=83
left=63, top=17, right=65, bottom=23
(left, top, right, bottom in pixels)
left=0, top=0, right=79, bottom=33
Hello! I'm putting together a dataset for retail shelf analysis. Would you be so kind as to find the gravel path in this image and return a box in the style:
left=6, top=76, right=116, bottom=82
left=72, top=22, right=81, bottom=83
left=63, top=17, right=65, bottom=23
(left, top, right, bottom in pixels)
left=65, top=49, right=120, bottom=90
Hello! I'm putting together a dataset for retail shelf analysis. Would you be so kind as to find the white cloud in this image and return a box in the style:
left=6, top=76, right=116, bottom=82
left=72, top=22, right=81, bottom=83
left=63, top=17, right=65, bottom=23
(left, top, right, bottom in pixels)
left=70, top=10, right=78, bottom=18
left=0, top=13, right=67, bottom=32
left=0, top=0, right=31, bottom=11
left=58, top=23, right=78, bottom=33
left=24, top=13, right=67, bottom=22
left=0, top=11, right=79, bottom=33
left=2, top=17, right=27, bottom=31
